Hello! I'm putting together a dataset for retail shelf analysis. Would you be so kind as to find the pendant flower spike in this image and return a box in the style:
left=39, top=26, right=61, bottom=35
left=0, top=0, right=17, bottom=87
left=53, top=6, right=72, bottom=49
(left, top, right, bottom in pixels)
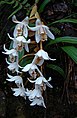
left=2, top=4, right=56, bottom=108
left=28, top=19, right=55, bottom=43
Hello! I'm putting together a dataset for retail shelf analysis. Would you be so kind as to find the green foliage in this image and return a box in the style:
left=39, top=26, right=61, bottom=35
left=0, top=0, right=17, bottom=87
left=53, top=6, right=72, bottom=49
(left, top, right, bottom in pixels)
left=50, top=27, right=61, bottom=35
left=47, top=64, right=65, bottom=78
left=61, top=46, right=77, bottom=64
left=48, top=18, right=77, bottom=25
left=46, top=37, right=77, bottom=47
left=19, top=56, right=33, bottom=67
left=18, top=49, right=24, bottom=60
left=38, top=0, right=51, bottom=13
left=8, top=5, right=22, bottom=19
left=0, top=0, right=15, bottom=5
left=0, top=0, right=31, bottom=18
left=71, top=0, right=77, bottom=6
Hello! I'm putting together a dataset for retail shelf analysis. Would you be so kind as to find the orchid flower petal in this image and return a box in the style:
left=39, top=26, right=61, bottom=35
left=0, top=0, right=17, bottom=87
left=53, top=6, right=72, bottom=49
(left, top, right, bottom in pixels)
left=3, top=44, right=18, bottom=56
left=7, top=33, right=14, bottom=41
left=6, top=78, right=16, bottom=82
left=3, top=44, right=9, bottom=52
left=30, top=100, right=37, bottom=106
left=35, top=49, right=56, bottom=61
left=22, top=64, right=32, bottom=72
left=26, top=39, right=31, bottom=43
left=48, top=77, right=52, bottom=81
left=6, top=58, right=11, bottom=65
left=12, top=88, right=21, bottom=96
left=29, top=88, right=42, bottom=100
left=45, top=28, right=55, bottom=40
left=12, top=15, right=21, bottom=24
left=36, top=19, right=41, bottom=26
left=35, top=31, right=41, bottom=43
left=23, top=26, right=28, bottom=38
left=27, top=78, right=36, bottom=83
left=25, top=43, right=29, bottom=52
left=7, top=74, right=23, bottom=84
left=7, top=62, right=17, bottom=70
left=13, top=25, right=18, bottom=38
left=12, top=86, right=26, bottom=97
left=22, top=16, right=29, bottom=25
left=7, top=73, right=13, bottom=78
left=46, top=82, right=53, bottom=88
left=30, top=97, right=46, bottom=108
left=49, top=58, right=56, bottom=61
left=25, top=89, right=32, bottom=96
left=16, top=36, right=24, bottom=42
left=35, top=77, right=42, bottom=85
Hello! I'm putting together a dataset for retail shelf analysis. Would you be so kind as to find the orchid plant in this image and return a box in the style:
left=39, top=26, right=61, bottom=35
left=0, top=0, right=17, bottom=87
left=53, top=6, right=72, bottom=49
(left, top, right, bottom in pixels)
left=2, top=4, right=56, bottom=108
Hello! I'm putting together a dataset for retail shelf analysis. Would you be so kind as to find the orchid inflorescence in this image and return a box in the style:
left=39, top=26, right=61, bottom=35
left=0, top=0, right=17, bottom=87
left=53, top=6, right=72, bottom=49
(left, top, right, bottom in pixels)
left=2, top=5, right=56, bottom=108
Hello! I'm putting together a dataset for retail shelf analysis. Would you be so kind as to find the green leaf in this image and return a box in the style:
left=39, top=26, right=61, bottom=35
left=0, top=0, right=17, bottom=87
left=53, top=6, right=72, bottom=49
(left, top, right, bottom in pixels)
left=48, top=19, right=77, bottom=26
left=9, top=41, right=13, bottom=49
left=0, top=0, right=15, bottom=5
left=13, top=1, right=19, bottom=8
left=38, top=0, right=51, bottom=13
left=51, top=27, right=61, bottom=35
left=46, top=36, right=77, bottom=47
left=61, top=46, right=77, bottom=64
left=19, top=56, right=33, bottom=67
left=18, top=49, right=24, bottom=60
left=22, top=0, right=28, bottom=5
left=8, top=5, right=22, bottom=19
left=47, top=64, right=65, bottom=78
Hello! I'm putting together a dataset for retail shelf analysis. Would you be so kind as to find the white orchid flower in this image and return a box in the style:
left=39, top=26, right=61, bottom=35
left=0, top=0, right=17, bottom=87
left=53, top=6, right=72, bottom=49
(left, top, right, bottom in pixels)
left=28, top=19, right=55, bottom=43
left=27, top=84, right=42, bottom=100
left=35, top=49, right=56, bottom=60
left=2, top=44, right=18, bottom=56
left=32, top=49, right=56, bottom=66
left=30, top=97, right=46, bottom=108
left=6, top=74, right=23, bottom=85
left=2, top=44, right=18, bottom=62
left=7, top=33, right=18, bottom=49
left=6, top=58, right=21, bottom=73
left=16, top=36, right=31, bottom=52
left=8, top=34, right=30, bottom=52
left=27, top=76, right=53, bottom=88
left=22, top=63, right=43, bottom=76
left=11, top=86, right=26, bottom=99
left=12, top=15, right=29, bottom=38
